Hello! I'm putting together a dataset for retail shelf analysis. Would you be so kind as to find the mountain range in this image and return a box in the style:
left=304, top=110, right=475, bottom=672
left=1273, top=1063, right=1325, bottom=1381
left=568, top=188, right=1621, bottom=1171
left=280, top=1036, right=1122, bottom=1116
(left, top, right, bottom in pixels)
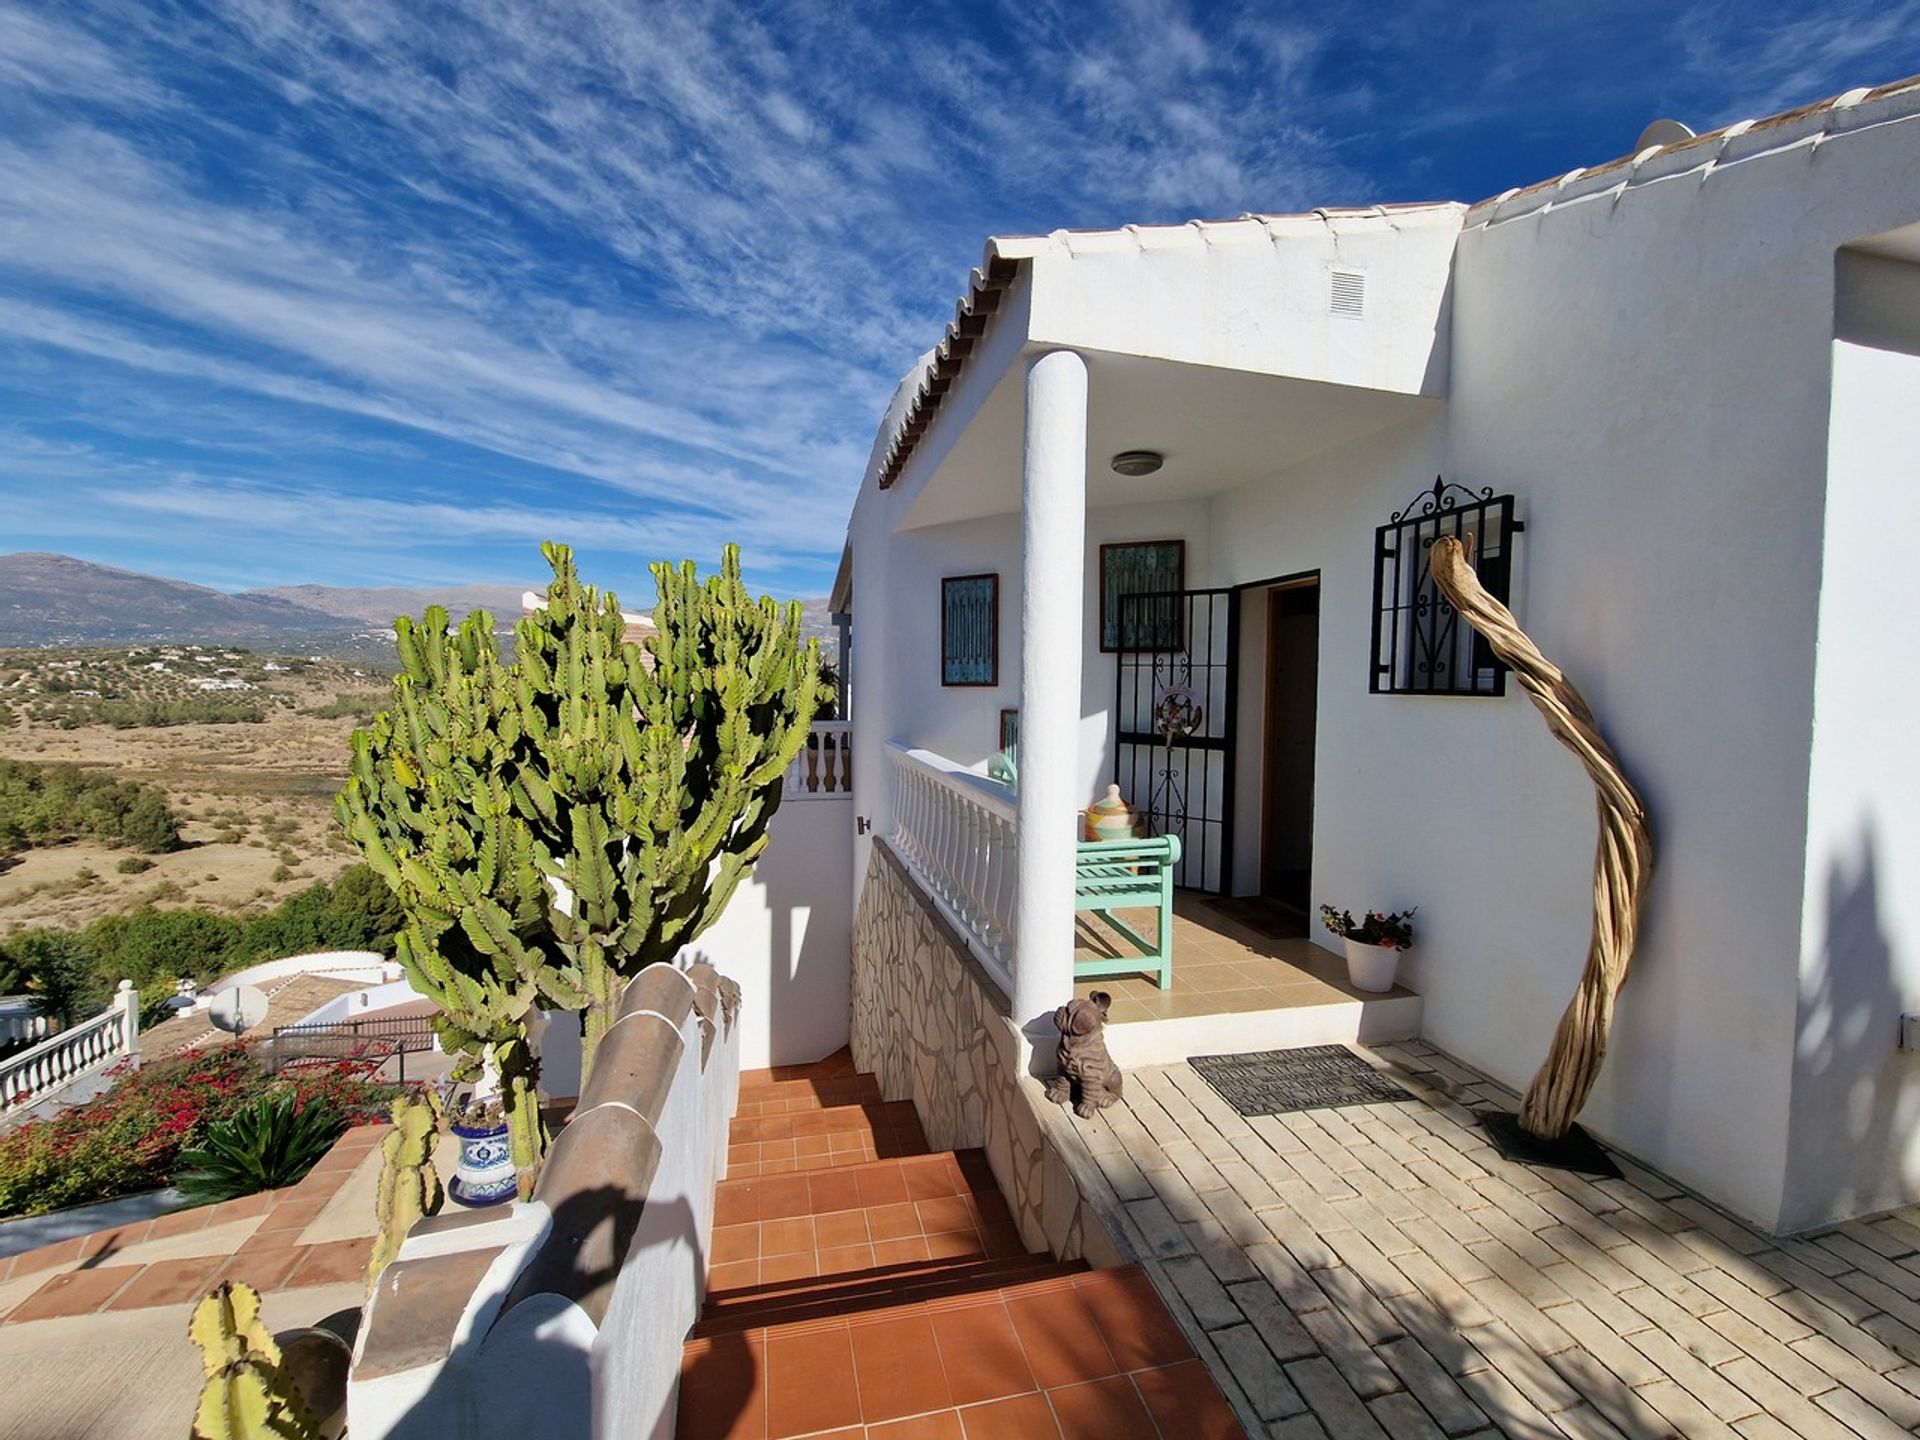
left=0, top=553, right=834, bottom=660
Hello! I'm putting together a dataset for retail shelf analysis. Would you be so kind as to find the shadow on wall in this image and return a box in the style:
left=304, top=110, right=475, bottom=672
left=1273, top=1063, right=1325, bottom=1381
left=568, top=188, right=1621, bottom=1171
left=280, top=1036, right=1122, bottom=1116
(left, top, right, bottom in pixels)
left=736, top=801, right=855, bottom=1069
left=377, top=1186, right=707, bottom=1440
left=1780, top=822, right=1920, bottom=1231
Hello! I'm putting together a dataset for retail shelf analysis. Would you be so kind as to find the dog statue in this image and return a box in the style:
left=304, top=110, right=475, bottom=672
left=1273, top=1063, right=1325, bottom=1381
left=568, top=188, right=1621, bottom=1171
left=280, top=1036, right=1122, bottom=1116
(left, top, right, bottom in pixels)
left=1044, top=992, right=1123, bottom=1118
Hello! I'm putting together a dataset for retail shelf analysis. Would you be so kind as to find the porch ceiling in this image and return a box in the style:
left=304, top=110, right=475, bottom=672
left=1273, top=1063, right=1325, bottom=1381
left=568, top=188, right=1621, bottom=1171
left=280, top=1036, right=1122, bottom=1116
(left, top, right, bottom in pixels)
left=894, top=347, right=1438, bottom=532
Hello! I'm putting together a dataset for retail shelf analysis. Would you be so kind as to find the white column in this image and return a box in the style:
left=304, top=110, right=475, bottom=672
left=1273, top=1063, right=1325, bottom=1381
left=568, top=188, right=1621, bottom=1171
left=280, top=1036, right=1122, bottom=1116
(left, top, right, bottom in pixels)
left=1013, top=349, right=1088, bottom=1029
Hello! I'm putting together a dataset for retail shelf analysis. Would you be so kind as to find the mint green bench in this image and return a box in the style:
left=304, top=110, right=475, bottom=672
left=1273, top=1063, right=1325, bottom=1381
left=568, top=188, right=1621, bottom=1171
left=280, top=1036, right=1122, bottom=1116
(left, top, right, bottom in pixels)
left=1074, top=834, right=1182, bottom=989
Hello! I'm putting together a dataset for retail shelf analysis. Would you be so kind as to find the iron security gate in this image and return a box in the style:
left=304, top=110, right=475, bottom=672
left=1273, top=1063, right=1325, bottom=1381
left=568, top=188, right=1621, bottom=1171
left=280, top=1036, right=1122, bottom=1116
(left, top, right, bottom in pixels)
left=1113, top=588, right=1238, bottom=893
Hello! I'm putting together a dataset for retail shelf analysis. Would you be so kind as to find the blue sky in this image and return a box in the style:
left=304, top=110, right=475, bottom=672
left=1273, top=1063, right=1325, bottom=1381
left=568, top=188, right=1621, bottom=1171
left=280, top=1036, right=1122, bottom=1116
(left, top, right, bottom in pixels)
left=2, top=1, right=1916, bottom=604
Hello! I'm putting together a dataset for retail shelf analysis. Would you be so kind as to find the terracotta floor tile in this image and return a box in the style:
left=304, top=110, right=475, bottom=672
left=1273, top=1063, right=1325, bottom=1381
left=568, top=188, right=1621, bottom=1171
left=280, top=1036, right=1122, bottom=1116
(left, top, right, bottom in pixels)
left=104, top=1256, right=226, bottom=1311
left=1006, top=1289, right=1118, bottom=1389
left=814, top=1210, right=870, bottom=1250
left=715, top=1184, right=760, bottom=1229
left=957, top=1391, right=1060, bottom=1439
left=794, top=1134, right=832, bottom=1159
left=209, top=1191, right=275, bottom=1226
left=1075, top=1271, right=1192, bottom=1371
left=680, top=1333, right=767, bottom=1440
left=817, top=1243, right=874, bottom=1275
left=924, top=1231, right=985, bottom=1261
left=869, top=1412, right=965, bottom=1439
left=1131, top=1361, right=1244, bottom=1440
left=145, top=1206, right=215, bottom=1241
left=967, top=1191, right=1013, bottom=1230
left=953, top=1153, right=995, bottom=1192
left=759, top=1252, right=816, bottom=1285
left=709, top=1260, right=760, bottom=1292
left=807, top=1170, right=863, bottom=1216
left=76, top=1224, right=147, bottom=1261
left=758, top=1175, right=814, bottom=1222
left=873, top=1236, right=932, bottom=1267
left=866, top=1203, right=924, bottom=1242
left=216, top=1245, right=308, bottom=1293
left=714, top=1224, right=761, bottom=1265
left=979, top=1224, right=1027, bottom=1259
left=765, top=1323, right=861, bottom=1438
left=286, top=1237, right=371, bottom=1288
left=1047, top=1376, right=1158, bottom=1440
left=916, top=1197, right=975, bottom=1236
left=931, top=1302, right=1037, bottom=1405
left=856, top=1165, right=912, bottom=1209
left=7, top=1236, right=83, bottom=1276
left=760, top=1217, right=816, bottom=1257
left=904, top=1162, right=960, bottom=1201
left=4, top=1266, right=137, bottom=1323
left=851, top=1312, right=952, bottom=1422
left=759, top=1158, right=798, bottom=1175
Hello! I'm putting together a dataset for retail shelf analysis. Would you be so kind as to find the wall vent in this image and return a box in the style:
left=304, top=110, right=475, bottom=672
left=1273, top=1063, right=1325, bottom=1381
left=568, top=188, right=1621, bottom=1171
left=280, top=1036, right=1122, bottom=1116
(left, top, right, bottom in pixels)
left=1330, top=268, right=1366, bottom=317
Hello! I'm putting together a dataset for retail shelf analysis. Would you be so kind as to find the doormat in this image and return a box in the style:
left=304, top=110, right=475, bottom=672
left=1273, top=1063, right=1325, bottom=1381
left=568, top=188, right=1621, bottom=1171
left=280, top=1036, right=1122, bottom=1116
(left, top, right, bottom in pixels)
left=1189, top=1045, right=1413, bottom=1117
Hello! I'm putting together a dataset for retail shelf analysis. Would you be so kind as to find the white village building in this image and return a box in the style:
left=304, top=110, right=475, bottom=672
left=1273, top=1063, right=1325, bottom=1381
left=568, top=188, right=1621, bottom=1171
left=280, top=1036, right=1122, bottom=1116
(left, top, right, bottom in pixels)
left=811, top=77, right=1920, bottom=1237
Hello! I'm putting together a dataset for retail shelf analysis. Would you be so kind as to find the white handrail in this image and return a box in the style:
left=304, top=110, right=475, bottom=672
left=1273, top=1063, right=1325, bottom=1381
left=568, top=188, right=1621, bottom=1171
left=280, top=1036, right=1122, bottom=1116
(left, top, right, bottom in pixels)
left=784, top=720, right=854, bottom=799
left=1, top=981, right=139, bottom=1117
left=885, top=743, right=1017, bottom=991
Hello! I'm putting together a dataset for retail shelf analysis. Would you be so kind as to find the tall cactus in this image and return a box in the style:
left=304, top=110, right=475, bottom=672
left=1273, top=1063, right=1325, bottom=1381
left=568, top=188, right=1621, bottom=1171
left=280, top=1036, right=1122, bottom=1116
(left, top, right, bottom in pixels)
left=365, top=1090, right=444, bottom=1291
left=335, top=606, right=570, bottom=1194
left=514, top=543, right=824, bottom=1075
left=188, top=1282, right=325, bottom=1440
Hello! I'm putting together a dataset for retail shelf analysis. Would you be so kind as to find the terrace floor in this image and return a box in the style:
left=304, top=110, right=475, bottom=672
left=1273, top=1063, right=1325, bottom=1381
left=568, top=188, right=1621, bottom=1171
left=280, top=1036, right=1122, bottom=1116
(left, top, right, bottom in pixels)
left=1074, top=893, right=1417, bottom=1024
left=1084, top=1039, right=1920, bottom=1440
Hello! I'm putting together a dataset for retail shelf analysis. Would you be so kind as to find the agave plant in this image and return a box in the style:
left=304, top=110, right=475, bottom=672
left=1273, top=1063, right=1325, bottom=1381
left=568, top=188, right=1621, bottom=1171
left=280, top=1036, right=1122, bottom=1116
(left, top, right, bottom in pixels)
left=175, top=1091, right=346, bottom=1205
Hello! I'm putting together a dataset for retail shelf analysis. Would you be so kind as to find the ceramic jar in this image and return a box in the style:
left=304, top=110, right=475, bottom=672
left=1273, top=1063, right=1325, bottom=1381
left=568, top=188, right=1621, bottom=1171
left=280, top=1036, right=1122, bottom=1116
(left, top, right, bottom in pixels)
left=1084, top=784, right=1138, bottom=843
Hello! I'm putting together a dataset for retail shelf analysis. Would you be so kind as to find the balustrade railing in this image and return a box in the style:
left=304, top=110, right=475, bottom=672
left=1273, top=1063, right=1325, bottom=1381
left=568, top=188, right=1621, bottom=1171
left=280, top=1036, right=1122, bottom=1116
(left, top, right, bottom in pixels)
left=1, top=981, right=138, bottom=1116
left=785, top=720, right=853, bottom=798
left=885, top=743, right=1017, bottom=988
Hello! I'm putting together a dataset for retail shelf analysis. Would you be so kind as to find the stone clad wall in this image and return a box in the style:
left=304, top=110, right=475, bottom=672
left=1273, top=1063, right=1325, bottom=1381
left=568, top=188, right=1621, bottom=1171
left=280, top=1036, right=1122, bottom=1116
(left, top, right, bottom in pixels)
left=851, top=839, right=1123, bottom=1267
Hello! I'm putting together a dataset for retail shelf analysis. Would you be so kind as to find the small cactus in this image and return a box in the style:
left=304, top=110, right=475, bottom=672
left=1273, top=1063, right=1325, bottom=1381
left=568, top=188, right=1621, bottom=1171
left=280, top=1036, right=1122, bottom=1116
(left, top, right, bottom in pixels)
left=187, top=1282, right=324, bottom=1440
left=365, top=1090, right=445, bottom=1291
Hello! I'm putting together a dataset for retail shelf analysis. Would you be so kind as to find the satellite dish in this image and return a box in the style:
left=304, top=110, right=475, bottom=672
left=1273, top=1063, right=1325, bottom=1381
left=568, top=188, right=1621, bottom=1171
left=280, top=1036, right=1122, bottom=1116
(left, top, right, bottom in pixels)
left=1634, top=118, right=1695, bottom=152
left=209, top=984, right=269, bottom=1035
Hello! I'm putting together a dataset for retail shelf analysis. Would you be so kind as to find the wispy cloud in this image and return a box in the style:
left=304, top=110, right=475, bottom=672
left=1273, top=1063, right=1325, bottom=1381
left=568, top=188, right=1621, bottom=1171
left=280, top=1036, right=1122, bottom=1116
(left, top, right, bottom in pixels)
left=2, top=0, right=1917, bottom=597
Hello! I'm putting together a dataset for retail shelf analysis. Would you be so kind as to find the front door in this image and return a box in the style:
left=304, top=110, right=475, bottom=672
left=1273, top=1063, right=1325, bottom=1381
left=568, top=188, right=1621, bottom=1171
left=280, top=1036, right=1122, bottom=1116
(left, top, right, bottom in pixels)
left=1259, top=581, right=1320, bottom=914
left=1112, top=587, right=1238, bottom=894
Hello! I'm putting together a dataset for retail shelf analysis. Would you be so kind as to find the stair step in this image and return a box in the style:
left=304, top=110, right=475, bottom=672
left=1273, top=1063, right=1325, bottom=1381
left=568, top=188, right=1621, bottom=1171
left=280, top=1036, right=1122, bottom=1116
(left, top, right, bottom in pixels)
left=726, top=1098, right=930, bottom=1177
left=695, top=1254, right=1082, bottom=1336
left=737, top=1046, right=861, bottom=1088
left=735, top=1072, right=883, bottom=1116
left=679, top=1263, right=1248, bottom=1440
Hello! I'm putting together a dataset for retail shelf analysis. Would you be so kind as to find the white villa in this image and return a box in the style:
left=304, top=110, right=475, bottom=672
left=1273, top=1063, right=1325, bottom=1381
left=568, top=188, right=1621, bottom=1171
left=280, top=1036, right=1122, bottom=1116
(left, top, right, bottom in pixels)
left=823, top=75, right=1920, bottom=1240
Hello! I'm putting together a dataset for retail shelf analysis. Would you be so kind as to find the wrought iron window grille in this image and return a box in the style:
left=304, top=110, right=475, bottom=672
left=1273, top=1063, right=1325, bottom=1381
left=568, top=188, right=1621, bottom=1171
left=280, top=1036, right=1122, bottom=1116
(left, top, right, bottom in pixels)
left=1370, top=477, right=1524, bottom=697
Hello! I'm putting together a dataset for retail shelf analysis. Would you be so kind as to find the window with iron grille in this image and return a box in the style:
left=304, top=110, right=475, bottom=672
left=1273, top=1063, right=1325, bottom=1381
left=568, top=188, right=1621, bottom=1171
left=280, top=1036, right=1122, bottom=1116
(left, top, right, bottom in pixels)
left=1370, top=478, right=1523, bottom=696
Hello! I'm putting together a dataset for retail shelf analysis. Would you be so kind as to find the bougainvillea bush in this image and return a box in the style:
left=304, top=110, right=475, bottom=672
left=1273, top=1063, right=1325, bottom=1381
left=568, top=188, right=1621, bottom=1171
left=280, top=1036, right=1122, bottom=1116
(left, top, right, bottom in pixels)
left=0, top=1044, right=402, bottom=1219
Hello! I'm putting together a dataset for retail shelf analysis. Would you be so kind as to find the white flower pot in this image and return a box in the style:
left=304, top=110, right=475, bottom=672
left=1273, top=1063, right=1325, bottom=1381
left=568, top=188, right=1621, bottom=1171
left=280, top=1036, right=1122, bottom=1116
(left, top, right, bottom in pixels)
left=1342, top=937, right=1401, bottom=993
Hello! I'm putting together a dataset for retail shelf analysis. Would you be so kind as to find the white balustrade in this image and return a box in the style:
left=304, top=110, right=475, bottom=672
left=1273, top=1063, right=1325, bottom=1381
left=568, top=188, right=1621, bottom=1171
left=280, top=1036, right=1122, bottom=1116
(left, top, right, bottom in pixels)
left=885, top=743, right=1018, bottom=990
left=784, top=720, right=853, bottom=798
left=0, top=981, right=139, bottom=1117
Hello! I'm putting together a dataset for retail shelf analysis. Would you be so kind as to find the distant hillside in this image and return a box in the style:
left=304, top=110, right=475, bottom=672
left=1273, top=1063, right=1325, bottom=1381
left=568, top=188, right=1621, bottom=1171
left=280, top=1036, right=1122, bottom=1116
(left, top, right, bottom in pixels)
left=0, top=553, right=359, bottom=647
left=246, top=582, right=533, bottom=628
left=0, top=553, right=836, bottom=662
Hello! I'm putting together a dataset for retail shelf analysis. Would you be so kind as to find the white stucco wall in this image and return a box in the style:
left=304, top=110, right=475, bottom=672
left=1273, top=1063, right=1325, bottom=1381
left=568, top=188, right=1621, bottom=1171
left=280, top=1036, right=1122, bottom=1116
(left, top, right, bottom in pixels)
left=686, top=795, right=854, bottom=1071
left=1779, top=268, right=1920, bottom=1229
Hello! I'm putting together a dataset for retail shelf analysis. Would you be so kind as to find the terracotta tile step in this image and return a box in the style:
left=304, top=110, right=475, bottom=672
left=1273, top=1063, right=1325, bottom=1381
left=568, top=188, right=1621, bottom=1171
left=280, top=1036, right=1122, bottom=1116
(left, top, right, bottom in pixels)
left=678, top=1263, right=1247, bottom=1440
left=737, top=1047, right=861, bottom=1088
left=695, top=1255, right=1082, bottom=1336
left=713, top=1150, right=996, bottom=1230
left=726, top=1099, right=931, bottom=1178
left=733, top=1074, right=884, bottom=1116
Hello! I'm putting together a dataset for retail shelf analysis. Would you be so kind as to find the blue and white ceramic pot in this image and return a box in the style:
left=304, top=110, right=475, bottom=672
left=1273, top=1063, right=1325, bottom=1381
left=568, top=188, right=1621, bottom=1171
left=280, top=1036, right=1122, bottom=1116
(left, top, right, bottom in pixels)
left=449, top=1119, right=516, bottom=1206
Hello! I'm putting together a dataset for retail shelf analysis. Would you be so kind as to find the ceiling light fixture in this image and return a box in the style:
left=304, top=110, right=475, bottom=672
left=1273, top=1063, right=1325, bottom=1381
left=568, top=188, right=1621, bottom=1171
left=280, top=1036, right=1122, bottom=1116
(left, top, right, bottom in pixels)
left=1110, top=450, right=1164, bottom=477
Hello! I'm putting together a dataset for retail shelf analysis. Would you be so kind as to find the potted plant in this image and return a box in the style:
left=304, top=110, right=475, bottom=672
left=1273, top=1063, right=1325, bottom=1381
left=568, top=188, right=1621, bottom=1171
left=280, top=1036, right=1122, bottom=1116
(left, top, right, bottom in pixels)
left=447, top=1092, right=515, bottom=1208
left=1320, top=905, right=1417, bottom=993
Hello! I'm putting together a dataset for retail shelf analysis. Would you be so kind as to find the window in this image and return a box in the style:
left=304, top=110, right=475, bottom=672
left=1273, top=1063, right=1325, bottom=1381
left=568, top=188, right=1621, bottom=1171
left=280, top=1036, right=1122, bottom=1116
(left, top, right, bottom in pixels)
left=1100, top=540, right=1185, bottom=652
left=941, top=573, right=998, bottom=686
left=1370, top=478, right=1522, bottom=696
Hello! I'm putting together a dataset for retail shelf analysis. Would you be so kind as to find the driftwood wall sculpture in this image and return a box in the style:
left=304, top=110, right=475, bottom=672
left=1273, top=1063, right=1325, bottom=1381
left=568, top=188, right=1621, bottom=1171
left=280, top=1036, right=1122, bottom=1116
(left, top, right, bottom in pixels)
left=1427, top=535, right=1654, bottom=1140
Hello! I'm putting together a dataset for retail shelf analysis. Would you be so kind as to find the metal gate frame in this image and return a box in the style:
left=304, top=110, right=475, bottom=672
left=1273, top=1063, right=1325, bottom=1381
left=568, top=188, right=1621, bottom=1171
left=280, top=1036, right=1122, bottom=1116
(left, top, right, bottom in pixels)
left=1113, top=587, right=1240, bottom=894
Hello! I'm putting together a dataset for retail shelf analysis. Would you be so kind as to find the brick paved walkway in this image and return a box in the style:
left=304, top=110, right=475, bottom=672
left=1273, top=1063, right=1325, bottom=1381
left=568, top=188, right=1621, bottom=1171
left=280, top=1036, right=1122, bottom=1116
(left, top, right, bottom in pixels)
left=1084, top=1040, right=1920, bottom=1440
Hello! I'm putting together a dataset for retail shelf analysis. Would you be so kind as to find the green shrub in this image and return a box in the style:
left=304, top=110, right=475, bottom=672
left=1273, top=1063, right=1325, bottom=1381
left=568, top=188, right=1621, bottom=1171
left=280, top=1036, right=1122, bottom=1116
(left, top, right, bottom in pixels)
left=116, top=856, right=154, bottom=875
left=0, top=1046, right=398, bottom=1218
left=175, top=1091, right=346, bottom=1204
left=0, top=759, right=182, bottom=854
